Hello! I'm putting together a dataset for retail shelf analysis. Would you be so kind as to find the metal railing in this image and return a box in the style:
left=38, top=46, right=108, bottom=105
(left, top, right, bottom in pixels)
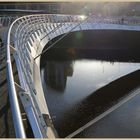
left=6, top=14, right=140, bottom=138
left=0, top=16, right=19, bottom=27
left=6, top=16, right=26, bottom=138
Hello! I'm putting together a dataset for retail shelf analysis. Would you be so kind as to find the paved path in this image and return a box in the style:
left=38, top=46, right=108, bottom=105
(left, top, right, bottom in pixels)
left=0, top=20, right=18, bottom=137
left=0, top=25, right=32, bottom=138
left=0, top=46, right=15, bottom=137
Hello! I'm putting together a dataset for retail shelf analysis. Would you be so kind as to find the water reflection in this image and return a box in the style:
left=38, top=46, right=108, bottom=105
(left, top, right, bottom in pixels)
left=41, top=53, right=140, bottom=137
left=40, top=30, right=140, bottom=137
left=44, top=61, right=73, bottom=92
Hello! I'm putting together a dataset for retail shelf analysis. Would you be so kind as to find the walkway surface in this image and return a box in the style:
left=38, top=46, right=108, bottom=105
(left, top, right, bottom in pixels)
left=0, top=46, right=15, bottom=138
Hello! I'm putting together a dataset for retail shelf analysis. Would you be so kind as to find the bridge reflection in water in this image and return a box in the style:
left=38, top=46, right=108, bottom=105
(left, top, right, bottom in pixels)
left=44, top=61, right=73, bottom=92
left=40, top=30, right=140, bottom=138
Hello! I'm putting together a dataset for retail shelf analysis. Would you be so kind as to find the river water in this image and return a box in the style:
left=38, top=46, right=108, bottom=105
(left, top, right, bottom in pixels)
left=40, top=30, right=140, bottom=138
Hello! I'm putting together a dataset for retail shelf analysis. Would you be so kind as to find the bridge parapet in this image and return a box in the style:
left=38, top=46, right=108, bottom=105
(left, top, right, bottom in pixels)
left=6, top=14, right=140, bottom=138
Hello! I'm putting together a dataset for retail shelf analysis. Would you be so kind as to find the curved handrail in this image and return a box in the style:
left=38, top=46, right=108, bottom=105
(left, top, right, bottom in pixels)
left=6, top=14, right=85, bottom=138
left=6, top=14, right=140, bottom=138
left=6, top=16, right=26, bottom=138
left=6, top=14, right=52, bottom=138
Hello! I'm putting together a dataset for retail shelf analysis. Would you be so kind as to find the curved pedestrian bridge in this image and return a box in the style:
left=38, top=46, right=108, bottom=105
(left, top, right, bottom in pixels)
left=6, top=14, right=140, bottom=138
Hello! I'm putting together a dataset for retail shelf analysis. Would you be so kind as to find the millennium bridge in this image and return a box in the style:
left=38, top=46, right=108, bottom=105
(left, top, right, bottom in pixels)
left=4, top=14, right=140, bottom=138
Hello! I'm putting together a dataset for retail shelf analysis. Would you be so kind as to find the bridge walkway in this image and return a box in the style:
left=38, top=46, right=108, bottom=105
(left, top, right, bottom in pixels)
left=6, top=14, right=140, bottom=138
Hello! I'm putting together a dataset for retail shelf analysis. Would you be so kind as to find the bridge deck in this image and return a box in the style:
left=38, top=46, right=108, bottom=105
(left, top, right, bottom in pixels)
left=5, top=14, right=140, bottom=138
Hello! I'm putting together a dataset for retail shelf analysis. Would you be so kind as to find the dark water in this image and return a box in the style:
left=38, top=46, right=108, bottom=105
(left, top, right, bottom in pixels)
left=40, top=30, right=140, bottom=138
